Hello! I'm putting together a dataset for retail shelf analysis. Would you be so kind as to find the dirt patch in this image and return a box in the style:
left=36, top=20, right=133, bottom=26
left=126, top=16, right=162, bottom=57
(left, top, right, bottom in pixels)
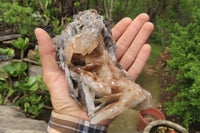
left=158, top=69, right=183, bottom=124
left=143, top=114, right=158, bottom=123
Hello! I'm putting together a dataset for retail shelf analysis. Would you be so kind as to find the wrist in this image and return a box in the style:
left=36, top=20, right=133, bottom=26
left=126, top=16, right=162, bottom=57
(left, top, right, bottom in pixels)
left=48, top=111, right=108, bottom=133
left=53, top=109, right=113, bottom=126
left=53, top=107, right=113, bottom=126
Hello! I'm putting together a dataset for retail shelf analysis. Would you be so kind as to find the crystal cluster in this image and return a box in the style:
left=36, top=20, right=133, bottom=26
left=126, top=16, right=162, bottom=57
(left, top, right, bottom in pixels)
left=56, top=9, right=152, bottom=123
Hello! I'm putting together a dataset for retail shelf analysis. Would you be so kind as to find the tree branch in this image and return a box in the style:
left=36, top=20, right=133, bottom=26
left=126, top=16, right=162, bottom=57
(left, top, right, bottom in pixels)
left=103, top=0, right=109, bottom=20
left=23, top=58, right=40, bottom=65
left=37, top=0, right=44, bottom=12
left=109, top=0, right=114, bottom=25
left=44, top=105, right=53, bottom=110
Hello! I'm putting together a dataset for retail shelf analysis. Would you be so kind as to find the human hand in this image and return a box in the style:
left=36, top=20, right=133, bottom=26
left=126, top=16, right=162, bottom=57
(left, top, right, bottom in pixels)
left=34, top=13, right=153, bottom=125
left=112, top=13, right=153, bottom=81
left=35, top=28, right=112, bottom=125
left=34, top=28, right=91, bottom=121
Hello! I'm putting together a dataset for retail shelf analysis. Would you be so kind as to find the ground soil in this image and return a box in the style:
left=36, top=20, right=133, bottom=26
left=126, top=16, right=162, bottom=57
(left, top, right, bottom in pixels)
left=143, top=114, right=158, bottom=123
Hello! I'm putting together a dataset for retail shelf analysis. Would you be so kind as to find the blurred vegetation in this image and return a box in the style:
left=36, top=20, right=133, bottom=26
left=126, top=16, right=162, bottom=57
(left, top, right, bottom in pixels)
left=165, top=2, right=200, bottom=129
left=0, top=0, right=199, bottom=130
left=0, top=38, right=50, bottom=118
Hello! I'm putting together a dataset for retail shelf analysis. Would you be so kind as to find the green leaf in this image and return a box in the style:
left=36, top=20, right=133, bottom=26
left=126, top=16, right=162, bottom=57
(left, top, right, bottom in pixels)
left=26, top=77, right=36, bottom=86
left=20, top=62, right=28, bottom=71
left=0, top=94, right=3, bottom=104
left=24, top=102, right=30, bottom=112
left=36, top=75, right=43, bottom=82
left=7, top=88, right=14, bottom=97
left=29, top=94, right=41, bottom=103
left=66, top=17, right=72, bottom=23
left=0, top=48, right=14, bottom=58
left=29, top=84, right=39, bottom=92
left=23, top=37, right=29, bottom=51
left=29, top=105, right=38, bottom=115
left=74, top=2, right=80, bottom=8
left=3, top=62, right=28, bottom=77
left=38, top=103, right=44, bottom=110
left=0, top=82, right=9, bottom=90
left=11, top=37, right=29, bottom=51
left=15, top=97, right=27, bottom=106
left=2, top=64, right=15, bottom=74
left=0, top=75, right=5, bottom=81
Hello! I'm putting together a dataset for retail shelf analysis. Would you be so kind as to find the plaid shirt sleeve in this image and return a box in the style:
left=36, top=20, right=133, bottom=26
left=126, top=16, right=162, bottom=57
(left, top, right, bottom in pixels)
left=47, top=111, right=108, bottom=133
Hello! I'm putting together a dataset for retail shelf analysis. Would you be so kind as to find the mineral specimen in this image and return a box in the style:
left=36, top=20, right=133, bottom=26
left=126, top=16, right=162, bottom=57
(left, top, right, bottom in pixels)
left=56, top=9, right=152, bottom=124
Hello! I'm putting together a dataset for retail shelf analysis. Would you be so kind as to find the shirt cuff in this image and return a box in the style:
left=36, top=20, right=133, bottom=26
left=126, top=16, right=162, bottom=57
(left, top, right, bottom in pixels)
left=47, top=111, right=108, bottom=133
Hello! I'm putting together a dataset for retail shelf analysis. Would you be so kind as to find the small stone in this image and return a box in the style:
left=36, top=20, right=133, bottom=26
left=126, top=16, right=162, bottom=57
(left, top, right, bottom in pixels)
left=2, top=40, right=13, bottom=44
left=28, top=64, right=43, bottom=77
left=0, top=106, right=25, bottom=118
left=143, top=114, right=158, bottom=123
left=0, top=116, right=47, bottom=131
left=0, top=106, right=47, bottom=132
left=27, top=50, right=36, bottom=60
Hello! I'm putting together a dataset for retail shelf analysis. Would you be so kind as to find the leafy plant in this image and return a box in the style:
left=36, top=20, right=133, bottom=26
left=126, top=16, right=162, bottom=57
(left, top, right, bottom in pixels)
left=74, top=1, right=80, bottom=8
left=1, top=62, right=27, bottom=78
left=0, top=45, right=50, bottom=118
left=14, top=76, right=50, bottom=118
left=12, top=37, right=29, bottom=61
left=0, top=2, right=41, bottom=40
left=166, top=6, right=200, bottom=130
left=38, top=0, right=62, bottom=35
left=12, top=37, right=29, bottom=51
left=66, top=17, right=72, bottom=23
left=33, top=48, right=42, bottom=65
left=0, top=81, right=13, bottom=105
left=0, top=48, right=14, bottom=62
left=0, top=63, right=50, bottom=117
left=52, top=17, right=62, bottom=34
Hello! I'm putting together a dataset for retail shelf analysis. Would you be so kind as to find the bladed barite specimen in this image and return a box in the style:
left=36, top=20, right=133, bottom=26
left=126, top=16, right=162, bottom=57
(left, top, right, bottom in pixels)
left=56, top=9, right=152, bottom=124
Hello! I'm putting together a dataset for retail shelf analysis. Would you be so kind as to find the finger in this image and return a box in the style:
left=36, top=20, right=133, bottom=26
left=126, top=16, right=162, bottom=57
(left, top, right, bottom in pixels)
left=119, top=22, right=154, bottom=70
left=115, top=13, right=149, bottom=60
left=127, top=44, right=151, bottom=81
left=111, top=17, right=132, bottom=41
left=34, top=28, right=69, bottom=97
left=34, top=28, right=60, bottom=74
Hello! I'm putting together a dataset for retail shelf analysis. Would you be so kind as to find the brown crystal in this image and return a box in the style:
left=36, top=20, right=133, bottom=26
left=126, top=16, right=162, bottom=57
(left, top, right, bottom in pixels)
left=56, top=9, right=152, bottom=123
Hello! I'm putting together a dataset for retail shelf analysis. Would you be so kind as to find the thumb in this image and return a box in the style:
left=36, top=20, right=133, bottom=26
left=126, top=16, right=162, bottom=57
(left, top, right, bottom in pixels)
left=34, top=28, right=59, bottom=74
left=34, top=28, right=69, bottom=97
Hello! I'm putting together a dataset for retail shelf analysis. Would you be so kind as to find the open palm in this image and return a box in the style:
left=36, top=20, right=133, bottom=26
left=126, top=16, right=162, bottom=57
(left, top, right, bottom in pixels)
left=34, top=13, right=153, bottom=125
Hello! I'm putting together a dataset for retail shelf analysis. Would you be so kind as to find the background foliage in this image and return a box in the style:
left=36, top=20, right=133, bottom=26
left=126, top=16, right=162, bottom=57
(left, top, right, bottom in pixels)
left=166, top=4, right=200, bottom=129
left=0, top=37, right=50, bottom=118
left=0, top=0, right=200, bottom=130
